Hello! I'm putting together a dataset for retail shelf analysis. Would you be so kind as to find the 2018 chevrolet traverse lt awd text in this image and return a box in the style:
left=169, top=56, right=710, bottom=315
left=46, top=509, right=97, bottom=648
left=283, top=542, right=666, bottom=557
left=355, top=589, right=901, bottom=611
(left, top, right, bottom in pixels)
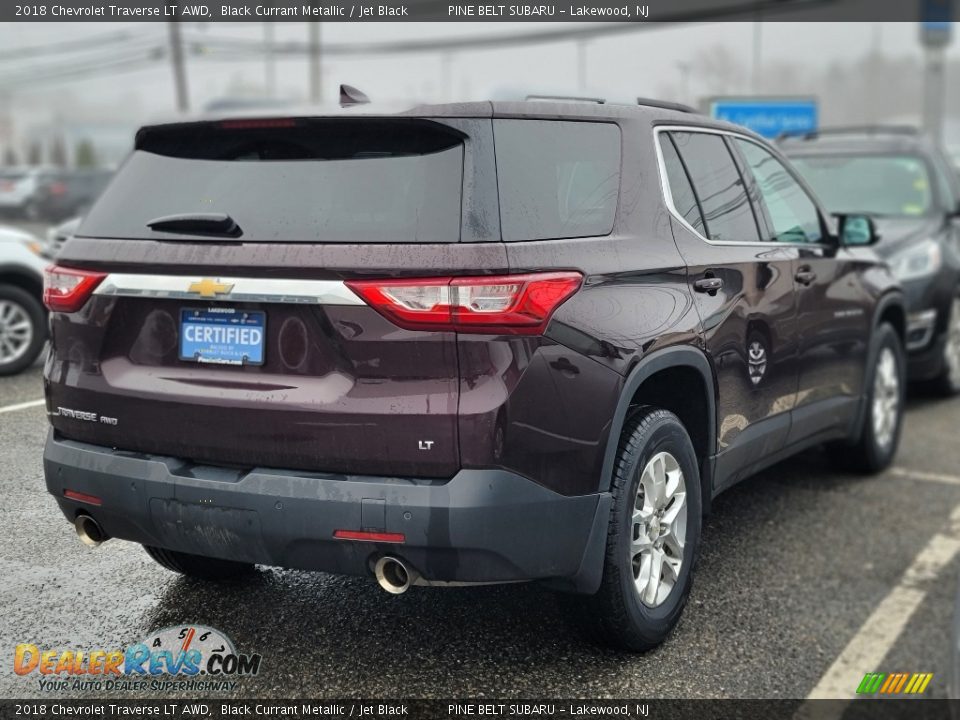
left=42, top=98, right=905, bottom=650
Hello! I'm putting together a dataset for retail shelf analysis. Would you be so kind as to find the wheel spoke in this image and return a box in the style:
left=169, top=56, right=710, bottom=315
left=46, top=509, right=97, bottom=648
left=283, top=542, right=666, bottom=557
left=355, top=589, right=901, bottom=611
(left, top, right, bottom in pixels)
left=644, top=456, right=666, bottom=508
left=664, top=530, right=685, bottom=557
left=661, top=491, right=686, bottom=526
left=661, top=548, right=683, bottom=582
left=643, top=548, right=664, bottom=605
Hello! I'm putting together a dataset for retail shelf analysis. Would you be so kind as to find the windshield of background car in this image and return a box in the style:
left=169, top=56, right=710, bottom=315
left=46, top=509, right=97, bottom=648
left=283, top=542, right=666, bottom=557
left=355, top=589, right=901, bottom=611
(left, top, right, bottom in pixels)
left=79, top=119, right=465, bottom=243
left=789, top=153, right=936, bottom=218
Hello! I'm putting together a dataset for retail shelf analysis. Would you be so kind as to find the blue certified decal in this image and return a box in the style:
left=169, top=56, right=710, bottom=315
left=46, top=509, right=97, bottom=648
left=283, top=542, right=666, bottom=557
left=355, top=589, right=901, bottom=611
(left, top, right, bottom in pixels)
left=180, top=308, right=266, bottom=366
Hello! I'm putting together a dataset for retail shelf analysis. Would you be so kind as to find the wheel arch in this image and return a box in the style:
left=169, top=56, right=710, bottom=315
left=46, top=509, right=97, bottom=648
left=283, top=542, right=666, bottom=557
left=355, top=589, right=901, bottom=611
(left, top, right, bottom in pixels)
left=0, top=264, right=44, bottom=303
left=599, top=345, right=717, bottom=512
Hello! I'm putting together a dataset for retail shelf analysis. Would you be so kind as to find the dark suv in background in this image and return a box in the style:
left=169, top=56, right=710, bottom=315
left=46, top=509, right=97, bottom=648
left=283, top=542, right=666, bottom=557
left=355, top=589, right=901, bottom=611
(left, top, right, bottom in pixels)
left=42, top=98, right=905, bottom=650
left=782, top=127, right=960, bottom=395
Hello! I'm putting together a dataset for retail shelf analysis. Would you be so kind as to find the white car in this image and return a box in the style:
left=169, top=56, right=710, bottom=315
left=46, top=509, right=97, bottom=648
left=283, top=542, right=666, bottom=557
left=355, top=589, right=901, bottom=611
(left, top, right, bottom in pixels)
left=0, top=224, right=47, bottom=374
left=0, top=167, right=52, bottom=219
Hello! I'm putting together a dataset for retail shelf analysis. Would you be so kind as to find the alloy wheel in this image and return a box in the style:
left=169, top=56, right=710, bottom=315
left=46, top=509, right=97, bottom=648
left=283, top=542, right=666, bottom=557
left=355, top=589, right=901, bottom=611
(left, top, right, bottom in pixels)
left=0, top=299, right=34, bottom=367
left=872, top=346, right=900, bottom=450
left=631, top=451, right=687, bottom=608
left=944, top=298, right=960, bottom=390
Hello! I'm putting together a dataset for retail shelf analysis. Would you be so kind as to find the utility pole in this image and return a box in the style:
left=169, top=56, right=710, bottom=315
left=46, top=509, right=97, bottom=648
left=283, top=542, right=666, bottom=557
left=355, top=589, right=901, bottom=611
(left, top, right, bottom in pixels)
left=923, top=46, right=947, bottom=144
left=751, top=18, right=762, bottom=93
left=577, top=40, right=588, bottom=92
left=308, top=22, right=322, bottom=103
left=440, top=52, right=453, bottom=101
left=919, top=4, right=952, bottom=145
left=264, top=22, right=276, bottom=97
left=167, top=17, right=189, bottom=112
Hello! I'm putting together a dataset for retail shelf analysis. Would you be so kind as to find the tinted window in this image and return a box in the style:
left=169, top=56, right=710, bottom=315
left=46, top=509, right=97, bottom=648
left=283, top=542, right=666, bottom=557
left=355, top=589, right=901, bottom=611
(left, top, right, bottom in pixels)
left=79, top=120, right=464, bottom=243
left=790, top=154, right=934, bottom=217
left=735, top=139, right=822, bottom=243
left=495, top=120, right=620, bottom=241
left=659, top=134, right=705, bottom=235
left=670, top=132, right=759, bottom=242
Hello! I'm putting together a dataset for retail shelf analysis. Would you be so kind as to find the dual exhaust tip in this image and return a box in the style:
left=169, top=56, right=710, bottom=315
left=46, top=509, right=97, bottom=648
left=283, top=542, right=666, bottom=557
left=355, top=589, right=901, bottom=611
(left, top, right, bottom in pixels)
left=374, top=555, right=418, bottom=595
left=74, top=514, right=108, bottom=548
left=75, top=517, right=417, bottom=595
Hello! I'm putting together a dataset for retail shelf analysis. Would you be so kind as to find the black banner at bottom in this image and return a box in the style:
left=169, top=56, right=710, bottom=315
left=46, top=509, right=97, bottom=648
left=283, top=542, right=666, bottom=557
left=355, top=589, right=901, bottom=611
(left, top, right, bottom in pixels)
left=0, top=700, right=955, bottom=720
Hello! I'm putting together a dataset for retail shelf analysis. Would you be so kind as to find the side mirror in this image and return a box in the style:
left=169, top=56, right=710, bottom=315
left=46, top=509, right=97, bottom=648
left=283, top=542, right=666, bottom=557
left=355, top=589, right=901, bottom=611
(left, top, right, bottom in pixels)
left=836, top=214, right=879, bottom=247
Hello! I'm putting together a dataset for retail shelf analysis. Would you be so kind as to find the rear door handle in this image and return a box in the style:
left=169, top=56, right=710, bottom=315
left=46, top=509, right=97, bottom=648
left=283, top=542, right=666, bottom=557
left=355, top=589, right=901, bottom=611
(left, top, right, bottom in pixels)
left=795, top=268, right=817, bottom=286
left=693, top=277, right=724, bottom=294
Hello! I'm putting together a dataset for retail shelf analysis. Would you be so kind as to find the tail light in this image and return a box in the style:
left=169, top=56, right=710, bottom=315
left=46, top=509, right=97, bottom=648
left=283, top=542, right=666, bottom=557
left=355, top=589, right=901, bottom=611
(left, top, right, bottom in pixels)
left=48, top=181, right=67, bottom=196
left=43, top=265, right=107, bottom=313
left=346, top=272, right=582, bottom=335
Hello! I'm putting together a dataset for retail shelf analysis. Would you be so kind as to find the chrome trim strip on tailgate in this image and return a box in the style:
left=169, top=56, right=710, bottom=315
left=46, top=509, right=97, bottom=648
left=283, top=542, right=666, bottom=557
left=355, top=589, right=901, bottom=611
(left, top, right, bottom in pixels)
left=93, top=274, right=364, bottom=305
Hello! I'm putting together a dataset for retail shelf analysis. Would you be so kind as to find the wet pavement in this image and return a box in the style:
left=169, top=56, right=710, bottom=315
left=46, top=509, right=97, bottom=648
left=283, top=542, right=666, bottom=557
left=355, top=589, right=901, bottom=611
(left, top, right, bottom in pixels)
left=2, top=362, right=960, bottom=700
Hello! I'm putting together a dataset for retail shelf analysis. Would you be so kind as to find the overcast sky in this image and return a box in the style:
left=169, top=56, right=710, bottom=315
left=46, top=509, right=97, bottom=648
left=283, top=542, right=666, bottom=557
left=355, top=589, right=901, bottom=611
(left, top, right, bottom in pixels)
left=0, top=20, right=957, bottom=152
left=1, top=22, right=955, bottom=114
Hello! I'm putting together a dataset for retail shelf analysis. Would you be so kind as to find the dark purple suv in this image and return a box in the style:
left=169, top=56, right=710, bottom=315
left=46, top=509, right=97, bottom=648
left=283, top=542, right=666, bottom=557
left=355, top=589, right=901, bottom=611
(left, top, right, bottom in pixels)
left=42, top=98, right=906, bottom=650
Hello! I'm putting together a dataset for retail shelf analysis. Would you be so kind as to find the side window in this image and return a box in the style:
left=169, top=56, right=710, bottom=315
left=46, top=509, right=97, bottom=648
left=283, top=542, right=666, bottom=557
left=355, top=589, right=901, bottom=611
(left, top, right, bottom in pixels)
left=734, top=139, right=823, bottom=244
left=658, top=134, right=705, bottom=236
left=670, top=131, right=760, bottom=243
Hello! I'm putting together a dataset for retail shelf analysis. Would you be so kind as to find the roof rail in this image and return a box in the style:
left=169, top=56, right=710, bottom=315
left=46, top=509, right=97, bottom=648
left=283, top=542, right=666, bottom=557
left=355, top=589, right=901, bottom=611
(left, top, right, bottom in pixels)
left=636, top=97, right=697, bottom=114
left=525, top=94, right=606, bottom=104
left=777, top=125, right=920, bottom=142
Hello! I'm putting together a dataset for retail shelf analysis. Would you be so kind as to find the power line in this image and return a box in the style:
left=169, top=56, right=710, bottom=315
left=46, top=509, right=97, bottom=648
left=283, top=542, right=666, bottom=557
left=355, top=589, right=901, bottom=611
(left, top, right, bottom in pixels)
left=0, top=28, right=157, bottom=63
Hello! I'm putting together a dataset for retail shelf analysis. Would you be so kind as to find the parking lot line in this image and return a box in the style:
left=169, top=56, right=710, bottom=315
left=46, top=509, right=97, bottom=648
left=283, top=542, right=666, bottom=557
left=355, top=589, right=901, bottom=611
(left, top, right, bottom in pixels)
left=0, top=398, right=44, bottom=415
left=891, top=467, right=960, bottom=487
left=805, top=502, right=960, bottom=700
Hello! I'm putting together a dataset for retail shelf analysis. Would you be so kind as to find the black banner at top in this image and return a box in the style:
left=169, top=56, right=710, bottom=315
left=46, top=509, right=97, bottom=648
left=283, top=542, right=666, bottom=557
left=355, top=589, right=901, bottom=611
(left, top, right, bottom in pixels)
left=2, top=0, right=957, bottom=22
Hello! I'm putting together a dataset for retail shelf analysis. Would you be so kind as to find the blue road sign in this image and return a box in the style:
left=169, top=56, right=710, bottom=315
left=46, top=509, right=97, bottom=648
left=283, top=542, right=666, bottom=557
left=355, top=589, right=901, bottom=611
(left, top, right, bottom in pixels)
left=921, top=0, right=952, bottom=46
left=710, top=98, right=818, bottom=139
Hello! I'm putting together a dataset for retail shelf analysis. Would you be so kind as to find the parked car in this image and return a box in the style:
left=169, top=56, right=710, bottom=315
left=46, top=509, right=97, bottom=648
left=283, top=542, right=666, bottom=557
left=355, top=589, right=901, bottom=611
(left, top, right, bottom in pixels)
left=781, top=127, right=960, bottom=395
left=0, top=167, right=54, bottom=219
left=43, top=216, right=81, bottom=261
left=0, top=224, right=47, bottom=374
left=33, top=169, right=113, bottom=223
left=42, top=99, right=906, bottom=651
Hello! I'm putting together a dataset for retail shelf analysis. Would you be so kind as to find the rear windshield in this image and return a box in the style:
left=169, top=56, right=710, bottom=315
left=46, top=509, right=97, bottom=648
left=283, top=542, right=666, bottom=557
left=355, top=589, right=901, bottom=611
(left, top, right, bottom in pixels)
left=79, top=119, right=465, bottom=243
left=494, top=120, right=621, bottom=241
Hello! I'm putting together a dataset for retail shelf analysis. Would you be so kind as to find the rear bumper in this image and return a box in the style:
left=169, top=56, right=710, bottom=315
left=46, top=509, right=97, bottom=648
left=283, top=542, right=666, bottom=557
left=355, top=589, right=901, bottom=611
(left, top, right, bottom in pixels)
left=43, top=431, right=610, bottom=591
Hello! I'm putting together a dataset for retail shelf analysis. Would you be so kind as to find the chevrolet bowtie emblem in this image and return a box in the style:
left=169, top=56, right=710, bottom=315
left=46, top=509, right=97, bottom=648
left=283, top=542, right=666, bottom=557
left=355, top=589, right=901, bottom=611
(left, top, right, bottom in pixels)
left=188, top=279, right=234, bottom=297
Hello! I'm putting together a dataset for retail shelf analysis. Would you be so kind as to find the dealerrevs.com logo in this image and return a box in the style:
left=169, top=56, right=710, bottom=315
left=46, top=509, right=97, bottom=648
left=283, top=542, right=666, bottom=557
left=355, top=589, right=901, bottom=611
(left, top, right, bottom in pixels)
left=14, top=625, right=262, bottom=693
left=856, top=672, right=934, bottom=695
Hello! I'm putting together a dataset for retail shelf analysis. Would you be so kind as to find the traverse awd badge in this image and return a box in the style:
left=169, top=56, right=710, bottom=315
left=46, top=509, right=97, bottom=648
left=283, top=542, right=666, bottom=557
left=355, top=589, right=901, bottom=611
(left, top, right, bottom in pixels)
left=188, top=279, right=234, bottom=298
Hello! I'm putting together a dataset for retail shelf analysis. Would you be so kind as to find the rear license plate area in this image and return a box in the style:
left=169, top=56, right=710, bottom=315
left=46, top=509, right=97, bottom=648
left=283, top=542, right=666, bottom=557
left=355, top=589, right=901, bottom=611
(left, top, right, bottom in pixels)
left=179, top=307, right=266, bottom=366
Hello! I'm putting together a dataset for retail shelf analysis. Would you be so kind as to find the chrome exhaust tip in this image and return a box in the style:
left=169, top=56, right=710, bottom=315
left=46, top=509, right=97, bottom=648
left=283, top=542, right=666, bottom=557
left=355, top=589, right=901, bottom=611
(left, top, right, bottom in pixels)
left=74, top=514, right=107, bottom=548
left=374, top=556, right=417, bottom=594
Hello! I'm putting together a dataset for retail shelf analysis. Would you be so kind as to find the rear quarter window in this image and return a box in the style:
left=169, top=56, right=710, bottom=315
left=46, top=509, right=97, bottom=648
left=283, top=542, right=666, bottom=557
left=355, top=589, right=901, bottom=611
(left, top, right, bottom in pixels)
left=494, top=120, right=621, bottom=242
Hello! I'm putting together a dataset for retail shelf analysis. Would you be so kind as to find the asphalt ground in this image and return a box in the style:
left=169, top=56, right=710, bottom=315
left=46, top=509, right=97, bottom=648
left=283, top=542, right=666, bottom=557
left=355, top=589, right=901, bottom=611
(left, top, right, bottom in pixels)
left=2, top=216, right=959, bottom=701
left=1, top=359, right=960, bottom=702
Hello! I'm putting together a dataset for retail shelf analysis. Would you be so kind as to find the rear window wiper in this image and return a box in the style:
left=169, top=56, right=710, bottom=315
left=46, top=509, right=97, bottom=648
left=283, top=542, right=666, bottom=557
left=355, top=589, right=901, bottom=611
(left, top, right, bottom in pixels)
left=147, top=212, right=242, bottom=238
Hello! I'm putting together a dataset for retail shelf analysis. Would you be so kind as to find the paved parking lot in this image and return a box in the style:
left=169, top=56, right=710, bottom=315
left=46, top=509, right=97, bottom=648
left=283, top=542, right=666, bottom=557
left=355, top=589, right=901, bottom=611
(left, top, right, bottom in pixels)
left=2, top=356, right=960, bottom=700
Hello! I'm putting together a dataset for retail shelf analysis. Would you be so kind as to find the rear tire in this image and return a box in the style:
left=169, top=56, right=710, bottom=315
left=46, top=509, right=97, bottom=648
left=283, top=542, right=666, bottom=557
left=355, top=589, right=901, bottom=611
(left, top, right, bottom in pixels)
left=0, top=285, right=46, bottom=377
left=143, top=545, right=256, bottom=581
left=832, top=323, right=905, bottom=474
left=582, top=406, right=702, bottom=651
